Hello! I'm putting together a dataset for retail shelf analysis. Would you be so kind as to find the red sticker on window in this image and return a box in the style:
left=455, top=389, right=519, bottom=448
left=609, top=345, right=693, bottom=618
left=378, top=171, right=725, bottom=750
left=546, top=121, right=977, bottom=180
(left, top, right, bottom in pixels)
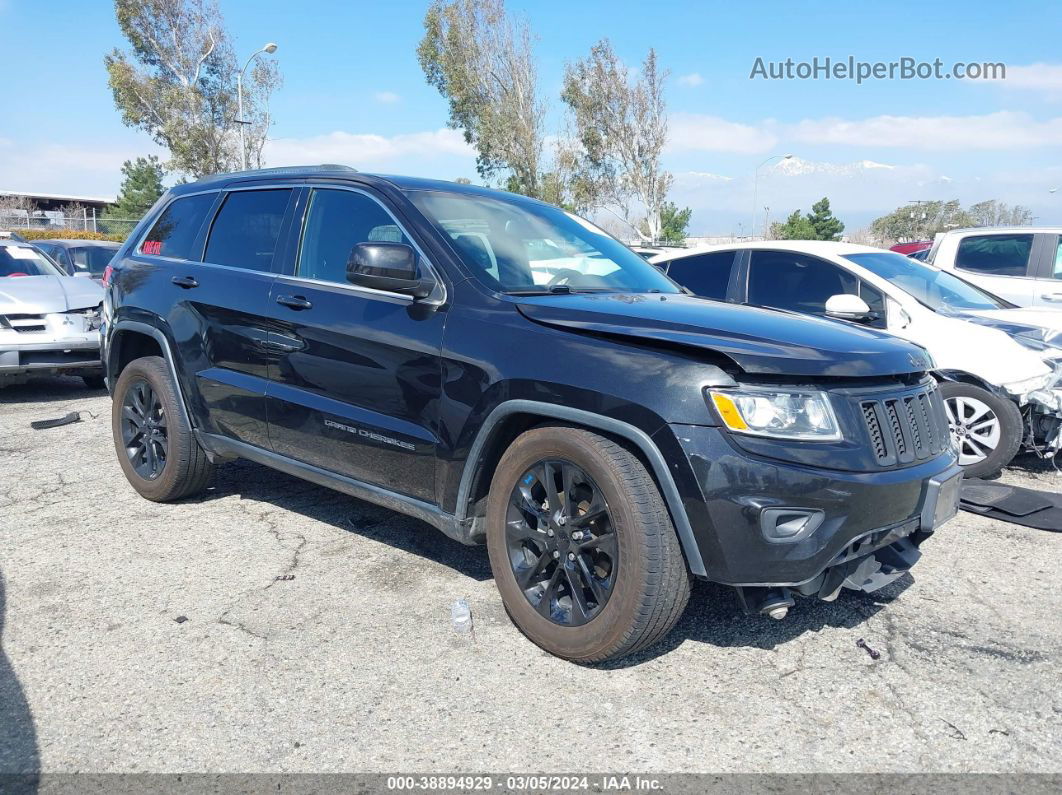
left=142, top=240, right=162, bottom=255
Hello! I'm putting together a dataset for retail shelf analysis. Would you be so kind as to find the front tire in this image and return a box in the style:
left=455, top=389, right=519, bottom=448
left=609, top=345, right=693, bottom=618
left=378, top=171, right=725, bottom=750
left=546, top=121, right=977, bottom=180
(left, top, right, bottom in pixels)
left=111, top=355, right=214, bottom=501
left=938, top=380, right=1022, bottom=479
left=485, top=426, right=690, bottom=663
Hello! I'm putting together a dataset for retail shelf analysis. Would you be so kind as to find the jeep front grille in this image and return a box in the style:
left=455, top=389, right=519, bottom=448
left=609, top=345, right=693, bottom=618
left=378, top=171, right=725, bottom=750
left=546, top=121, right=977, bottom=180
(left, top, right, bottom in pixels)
left=859, top=385, right=949, bottom=466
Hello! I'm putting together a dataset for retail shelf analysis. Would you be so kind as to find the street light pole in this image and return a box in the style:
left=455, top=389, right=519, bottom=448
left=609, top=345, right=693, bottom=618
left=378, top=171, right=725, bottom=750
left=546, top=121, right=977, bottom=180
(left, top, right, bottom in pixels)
left=236, top=42, right=278, bottom=171
left=751, top=153, right=792, bottom=240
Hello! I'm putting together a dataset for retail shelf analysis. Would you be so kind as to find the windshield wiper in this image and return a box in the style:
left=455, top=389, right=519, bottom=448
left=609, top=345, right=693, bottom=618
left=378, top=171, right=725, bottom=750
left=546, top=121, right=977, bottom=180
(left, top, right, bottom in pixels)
left=504, top=285, right=574, bottom=295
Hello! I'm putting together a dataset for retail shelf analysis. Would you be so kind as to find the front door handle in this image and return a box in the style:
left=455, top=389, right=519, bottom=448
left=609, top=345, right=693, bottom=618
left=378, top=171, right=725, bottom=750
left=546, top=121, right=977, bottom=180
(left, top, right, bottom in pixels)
left=1041, top=292, right=1062, bottom=302
left=276, top=294, right=312, bottom=310
left=171, top=275, right=199, bottom=289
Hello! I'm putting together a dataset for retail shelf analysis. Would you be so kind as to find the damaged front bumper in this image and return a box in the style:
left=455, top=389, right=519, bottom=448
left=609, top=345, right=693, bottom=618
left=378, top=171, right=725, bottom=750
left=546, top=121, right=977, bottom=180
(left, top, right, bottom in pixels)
left=1004, top=358, right=1062, bottom=456
left=735, top=465, right=963, bottom=618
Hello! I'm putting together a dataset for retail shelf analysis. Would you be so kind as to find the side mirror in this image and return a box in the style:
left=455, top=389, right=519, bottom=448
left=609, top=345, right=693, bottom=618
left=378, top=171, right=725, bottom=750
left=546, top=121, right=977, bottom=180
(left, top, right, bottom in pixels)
left=346, top=242, right=433, bottom=299
left=825, top=293, right=874, bottom=322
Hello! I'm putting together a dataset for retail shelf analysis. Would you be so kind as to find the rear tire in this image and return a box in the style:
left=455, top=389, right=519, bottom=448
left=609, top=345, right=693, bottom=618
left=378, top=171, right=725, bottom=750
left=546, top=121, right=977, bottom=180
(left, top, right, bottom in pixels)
left=938, top=380, right=1022, bottom=479
left=111, top=355, right=214, bottom=501
left=486, top=426, right=690, bottom=663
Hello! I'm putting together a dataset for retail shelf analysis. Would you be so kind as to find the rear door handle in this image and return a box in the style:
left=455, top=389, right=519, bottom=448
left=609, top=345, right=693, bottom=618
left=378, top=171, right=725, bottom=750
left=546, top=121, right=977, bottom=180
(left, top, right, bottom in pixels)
left=1041, top=292, right=1062, bottom=302
left=171, top=275, right=199, bottom=289
left=276, top=294, right=313, bottom=310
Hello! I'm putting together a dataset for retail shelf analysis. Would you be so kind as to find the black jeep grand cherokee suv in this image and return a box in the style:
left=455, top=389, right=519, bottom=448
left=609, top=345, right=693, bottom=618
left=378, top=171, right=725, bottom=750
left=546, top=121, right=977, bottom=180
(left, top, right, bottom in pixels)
left=102, top=165, right=961, bottom=663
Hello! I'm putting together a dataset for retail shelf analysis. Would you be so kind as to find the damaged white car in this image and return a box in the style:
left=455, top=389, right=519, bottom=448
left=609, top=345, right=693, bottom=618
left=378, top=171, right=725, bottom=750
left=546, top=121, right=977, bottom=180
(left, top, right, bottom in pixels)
left=0, top=239, right=105, bottom=388
left=654, top=241, right=1062, bottom=477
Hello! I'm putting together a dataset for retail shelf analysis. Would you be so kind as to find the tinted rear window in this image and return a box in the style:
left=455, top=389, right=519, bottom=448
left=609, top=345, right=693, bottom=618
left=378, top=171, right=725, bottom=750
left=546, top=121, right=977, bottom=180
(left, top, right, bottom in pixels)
left=204, top=189, right=292, bottom=271
left=665, top=252, right=735, bottom=300
left=955, top=234, right=1032, bottom=276
left=140, top=193, right=216, bottom=260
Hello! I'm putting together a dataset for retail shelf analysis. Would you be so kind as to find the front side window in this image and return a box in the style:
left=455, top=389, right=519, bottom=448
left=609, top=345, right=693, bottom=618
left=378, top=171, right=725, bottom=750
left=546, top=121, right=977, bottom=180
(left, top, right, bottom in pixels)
left=747, top=250, right=857, bottom=314
left=0, top=245, right=64, bottom=278
left=140, top=193, right=216, bottom=260
left=665, top=251, right=735, bottom=301
left=297, top=189, right=413, bottom=284
left=204, top=189, right=292, bottom=271
left=843, top=251, right=1006, bottom=311
left=408, top=190, right=679, bottom=295
left=955, top=233, right=1033, bottom=277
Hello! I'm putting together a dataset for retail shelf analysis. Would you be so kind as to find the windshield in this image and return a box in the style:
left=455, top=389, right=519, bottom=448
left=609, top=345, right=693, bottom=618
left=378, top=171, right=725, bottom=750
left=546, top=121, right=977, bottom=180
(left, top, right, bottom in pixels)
left=0, top=245, right=64, bottom=278
left=71, top=245, right=119, bottom=275
left=842, top=251, right=1006, bottom=311
left=408, top=190, right=679, bottom=295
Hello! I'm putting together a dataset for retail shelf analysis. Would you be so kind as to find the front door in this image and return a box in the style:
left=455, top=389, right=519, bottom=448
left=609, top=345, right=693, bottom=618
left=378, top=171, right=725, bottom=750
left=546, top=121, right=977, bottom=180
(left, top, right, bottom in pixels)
left=1032, top=234, right=1062, bottom=308
left=264, top=186, right=446, bottom=502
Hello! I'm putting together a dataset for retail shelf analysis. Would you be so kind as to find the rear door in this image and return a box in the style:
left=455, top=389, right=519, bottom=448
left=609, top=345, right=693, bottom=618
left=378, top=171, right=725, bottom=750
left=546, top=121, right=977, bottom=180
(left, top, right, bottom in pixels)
left=1031, top=234, right=1062, bottom=308
left=951, top=232, right=1036, bottom=305
left=153, top=187, right=296, bottom=449
left=263, top=185, right=446, bottom=502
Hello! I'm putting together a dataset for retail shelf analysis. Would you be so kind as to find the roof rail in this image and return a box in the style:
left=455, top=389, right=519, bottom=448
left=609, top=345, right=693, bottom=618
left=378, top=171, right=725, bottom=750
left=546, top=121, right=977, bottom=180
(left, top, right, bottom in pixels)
left=191, top=164, right=359, bottom=185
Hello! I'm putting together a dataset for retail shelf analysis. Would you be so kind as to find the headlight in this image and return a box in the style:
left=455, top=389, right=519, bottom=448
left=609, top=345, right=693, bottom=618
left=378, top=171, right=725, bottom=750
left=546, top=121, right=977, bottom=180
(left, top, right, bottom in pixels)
left=708, top=387, right=842, bottom=441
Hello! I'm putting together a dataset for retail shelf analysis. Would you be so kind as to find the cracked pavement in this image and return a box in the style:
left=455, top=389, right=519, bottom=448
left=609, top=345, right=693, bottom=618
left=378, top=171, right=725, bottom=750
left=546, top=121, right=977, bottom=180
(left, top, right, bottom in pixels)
left=1, top=376, right=1060, bottom=774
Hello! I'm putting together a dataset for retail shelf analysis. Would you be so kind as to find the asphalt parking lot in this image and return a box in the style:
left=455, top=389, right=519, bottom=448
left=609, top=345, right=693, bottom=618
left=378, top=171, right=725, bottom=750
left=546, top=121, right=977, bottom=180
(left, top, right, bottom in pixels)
left=1, top=376, right=1060, bottom=775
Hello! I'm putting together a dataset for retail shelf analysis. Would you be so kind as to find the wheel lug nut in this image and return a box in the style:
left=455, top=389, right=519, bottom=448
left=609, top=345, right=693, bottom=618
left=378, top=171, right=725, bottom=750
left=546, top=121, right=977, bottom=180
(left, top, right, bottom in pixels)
left=547, top=528, right=554, bottom=537
left=567, top=552, right=575, bottom=561
left=552, top=550, right=560, bottom=559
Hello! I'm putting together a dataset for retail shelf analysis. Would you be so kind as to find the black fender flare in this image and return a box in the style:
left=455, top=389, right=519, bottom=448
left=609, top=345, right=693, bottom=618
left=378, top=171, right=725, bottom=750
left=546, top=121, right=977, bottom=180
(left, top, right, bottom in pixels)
left=453, top=399, right=707, bottom=577
left=107, top=320, right=195, bottom=430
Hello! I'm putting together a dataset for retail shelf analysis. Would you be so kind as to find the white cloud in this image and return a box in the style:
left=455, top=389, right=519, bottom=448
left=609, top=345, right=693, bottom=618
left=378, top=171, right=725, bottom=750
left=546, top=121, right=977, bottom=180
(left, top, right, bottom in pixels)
left=0, top=140, right=162, bottom=197
left=991, top=62, right=1062, bottom=93
left=263, top=128, right=474, bottom=167
left=677, top=73, right=704, bottom=87
left=373, top=91, right=401, bottom=104
left=788, top=111, right=1062, bottom=150
left=668, top=113, right=778, bottom=154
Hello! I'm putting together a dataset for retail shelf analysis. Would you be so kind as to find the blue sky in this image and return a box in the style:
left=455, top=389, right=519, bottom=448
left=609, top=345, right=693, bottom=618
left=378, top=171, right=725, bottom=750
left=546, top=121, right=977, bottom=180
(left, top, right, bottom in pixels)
left=3, top=0, right=1061, bottom=234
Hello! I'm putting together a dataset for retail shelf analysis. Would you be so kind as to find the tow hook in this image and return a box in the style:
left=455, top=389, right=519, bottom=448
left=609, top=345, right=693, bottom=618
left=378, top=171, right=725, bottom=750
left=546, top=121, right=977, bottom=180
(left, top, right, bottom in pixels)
left=733, top=586, right=797, bottom=618
left=758, top=589, right=795, bottom=620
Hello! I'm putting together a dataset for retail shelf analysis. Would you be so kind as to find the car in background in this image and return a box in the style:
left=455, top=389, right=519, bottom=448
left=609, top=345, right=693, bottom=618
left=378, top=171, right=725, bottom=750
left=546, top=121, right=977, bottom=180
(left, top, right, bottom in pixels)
left=654, top=241, right=1062, bottom=477
left=890, top=241, right=932, bottom=257
left=0, top=239, right=105, bottom=388
left=927, top=227, right=1062, bottom=308
left=33, top=239, right=121, bottom=282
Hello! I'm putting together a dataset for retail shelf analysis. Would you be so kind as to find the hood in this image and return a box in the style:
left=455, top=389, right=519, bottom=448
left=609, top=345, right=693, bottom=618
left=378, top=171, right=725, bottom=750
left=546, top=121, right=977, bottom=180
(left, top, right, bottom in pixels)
left=0, top=275, right=104, bottom=315
left=960, top=307, right=1062, bottom=350
left=515, top=293, right=932, bottom=377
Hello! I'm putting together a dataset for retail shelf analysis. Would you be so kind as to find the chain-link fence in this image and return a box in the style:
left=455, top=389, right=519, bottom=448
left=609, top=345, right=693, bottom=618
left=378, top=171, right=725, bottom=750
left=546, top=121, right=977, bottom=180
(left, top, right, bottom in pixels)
left=0, top=211, right=139, bottom=241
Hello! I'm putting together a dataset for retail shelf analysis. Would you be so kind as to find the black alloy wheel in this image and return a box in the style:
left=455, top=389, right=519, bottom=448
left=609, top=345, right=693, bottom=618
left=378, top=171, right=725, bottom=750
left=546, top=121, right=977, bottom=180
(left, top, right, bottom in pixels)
left=120, top=378, right=168, bottom=480
left=505, top=459, right=617, bottom=626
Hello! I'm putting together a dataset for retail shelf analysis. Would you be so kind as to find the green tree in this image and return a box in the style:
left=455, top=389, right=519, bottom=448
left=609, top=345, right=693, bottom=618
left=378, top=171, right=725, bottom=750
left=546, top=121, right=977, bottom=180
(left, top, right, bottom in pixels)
left=772, top=209, right=818, bottom=240
left=561, top=41, right=672, bottom=239
left=806, top=197, right=844, bottom=241
left=106, top=156, right=165, bottom=220
left=105, top=0, right=280, bottom=177
left=658, top=202, right=692, bottom=244
left=418, top=0, right=546, bottom=197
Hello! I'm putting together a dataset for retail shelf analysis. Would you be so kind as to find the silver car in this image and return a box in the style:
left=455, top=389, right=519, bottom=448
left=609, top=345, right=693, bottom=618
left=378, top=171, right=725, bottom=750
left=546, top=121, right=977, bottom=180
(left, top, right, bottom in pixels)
left=0, top=239, right=105, bottom=387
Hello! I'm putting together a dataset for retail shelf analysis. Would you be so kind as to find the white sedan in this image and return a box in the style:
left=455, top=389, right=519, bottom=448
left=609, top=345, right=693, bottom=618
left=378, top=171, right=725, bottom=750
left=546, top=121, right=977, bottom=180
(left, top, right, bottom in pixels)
left=654, top=241, right=1062, bottom=477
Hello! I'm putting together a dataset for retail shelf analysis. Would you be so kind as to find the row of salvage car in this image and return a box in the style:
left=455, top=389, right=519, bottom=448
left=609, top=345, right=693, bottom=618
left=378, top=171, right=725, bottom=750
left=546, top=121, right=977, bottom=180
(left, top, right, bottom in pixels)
left=2, top=223, right=1060, bottom=481
left=652, top=230, right=1062, bottom=478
